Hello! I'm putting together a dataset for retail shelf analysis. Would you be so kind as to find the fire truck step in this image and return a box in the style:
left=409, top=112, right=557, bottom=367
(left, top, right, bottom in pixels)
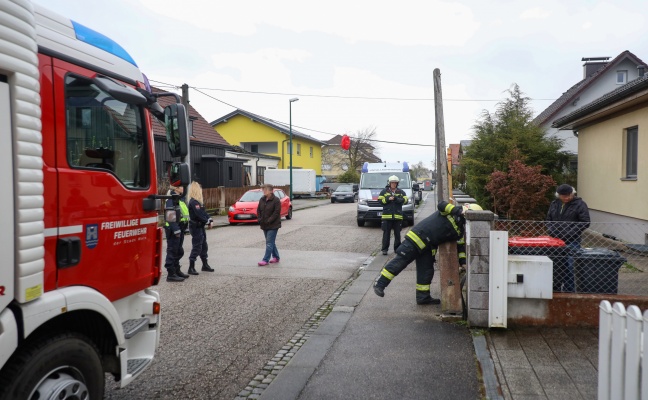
left=127, top=358, right=151, bottom=376
left=122, top=318, right=149, bottom=339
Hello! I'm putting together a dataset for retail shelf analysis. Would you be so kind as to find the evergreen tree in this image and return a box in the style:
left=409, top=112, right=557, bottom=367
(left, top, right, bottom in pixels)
left=462, top=84, right=569, bottom=209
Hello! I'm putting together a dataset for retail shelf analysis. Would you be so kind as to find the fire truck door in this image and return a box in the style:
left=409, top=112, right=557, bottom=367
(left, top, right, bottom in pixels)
left=52, top=60, right=158, bottom=301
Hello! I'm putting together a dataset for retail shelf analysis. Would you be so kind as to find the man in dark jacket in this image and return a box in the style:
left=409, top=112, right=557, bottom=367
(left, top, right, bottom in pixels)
left=546, top=184, right=590, bottom=292
left=379, top=175, right=408, bottom=255
left=374, top=201, right=480, bottom=304
left=258, top=184, right=282, bottom=266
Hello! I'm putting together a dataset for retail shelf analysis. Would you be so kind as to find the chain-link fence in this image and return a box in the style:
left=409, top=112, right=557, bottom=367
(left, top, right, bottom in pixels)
left=495, top=220, right=648, bottom=297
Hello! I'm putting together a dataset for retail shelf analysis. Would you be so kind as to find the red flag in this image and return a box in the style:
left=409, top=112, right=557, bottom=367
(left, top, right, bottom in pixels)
left=340, top=134, right=351, bottom=150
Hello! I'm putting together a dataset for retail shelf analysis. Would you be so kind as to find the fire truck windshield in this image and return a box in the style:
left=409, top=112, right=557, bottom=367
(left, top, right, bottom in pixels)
left=65, top=75, right=149, bottom=189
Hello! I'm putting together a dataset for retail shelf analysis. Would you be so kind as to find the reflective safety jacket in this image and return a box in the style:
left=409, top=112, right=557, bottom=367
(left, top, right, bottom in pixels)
left=405, top=201, right=466, bottom=264
left=378, top=186, right=408, bottom=220
left=165, top=190, right=190, bottom=235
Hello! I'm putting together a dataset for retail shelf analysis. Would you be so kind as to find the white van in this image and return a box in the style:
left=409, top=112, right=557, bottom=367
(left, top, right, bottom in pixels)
left=356, top=162, right=415, bottom=227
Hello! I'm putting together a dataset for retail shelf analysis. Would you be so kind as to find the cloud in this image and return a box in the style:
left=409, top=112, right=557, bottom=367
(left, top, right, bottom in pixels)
left=138, top=0, right=480, bottom=47
left=519, top=7, right=551, bottom=20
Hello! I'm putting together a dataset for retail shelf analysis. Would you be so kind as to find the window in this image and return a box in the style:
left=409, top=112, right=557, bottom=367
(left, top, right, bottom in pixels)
left=328, top=148, right=336, bottom=155
left=65, top=75, right=149, bottom=189
left=251, top=144, right=259, bottom=153
left=617, top=70, right=628, bottom=85
left=297, top=143, right=301, bottom=156
left=624, top=126, right=638, bottom=178
left=228, top=166, right=233, bottom=181
left=310, top=146, right=313, bottom=158
left=287, top=142, right=292, bottom=154
left=322, top=164, right=332, bottom=171
left=244, top=165, right=252, bottom=185
left=341, top=163, right=349, bottom=171
left=257, top=166, right=265, bottom=184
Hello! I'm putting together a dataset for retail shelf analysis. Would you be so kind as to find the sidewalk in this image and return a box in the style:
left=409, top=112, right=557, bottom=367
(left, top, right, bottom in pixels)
left=254, top=194, right=601, bottom=400
left=488, top=328, right=598, bottom=399
left=259, top=195, right=481, bottom=400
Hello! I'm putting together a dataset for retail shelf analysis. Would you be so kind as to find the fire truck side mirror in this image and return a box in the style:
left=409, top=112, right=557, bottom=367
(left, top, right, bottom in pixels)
left=164, top=103, right=188, bottom=158
left=168, top=162, right=190, bottom=187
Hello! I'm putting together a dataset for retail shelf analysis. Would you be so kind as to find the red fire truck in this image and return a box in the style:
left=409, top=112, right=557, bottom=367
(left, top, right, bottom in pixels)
left=0, top=1, right=190, bottom=398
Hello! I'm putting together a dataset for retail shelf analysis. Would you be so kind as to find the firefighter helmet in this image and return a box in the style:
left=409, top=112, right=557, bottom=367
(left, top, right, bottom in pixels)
left=388, top=175, right=400, bottom=184
left=462, top=203, right=483, bottom=213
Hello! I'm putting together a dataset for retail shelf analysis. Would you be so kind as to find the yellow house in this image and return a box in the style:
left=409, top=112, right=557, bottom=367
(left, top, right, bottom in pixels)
left=553, top=73, right=648, bottom=243
left=210, top=109, right=324, bottom=174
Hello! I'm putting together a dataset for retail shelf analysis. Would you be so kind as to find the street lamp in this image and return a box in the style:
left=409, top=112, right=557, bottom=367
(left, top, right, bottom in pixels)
left=289, top=97, right=299, bottom=199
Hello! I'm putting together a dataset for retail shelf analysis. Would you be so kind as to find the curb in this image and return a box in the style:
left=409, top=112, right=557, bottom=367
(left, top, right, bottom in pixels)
left=251, top=257, right=385, bottom=400
left=473, top=332, right=505, bottom=400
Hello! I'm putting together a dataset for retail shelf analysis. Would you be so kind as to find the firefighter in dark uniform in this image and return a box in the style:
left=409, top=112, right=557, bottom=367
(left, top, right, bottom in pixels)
left=164, top=185, right=190, bottom=282
left=187, top=181, right=214, bottom=275
left=379, top=175, right=408, bottom=255
left=373, top=201, right=482, bottom=304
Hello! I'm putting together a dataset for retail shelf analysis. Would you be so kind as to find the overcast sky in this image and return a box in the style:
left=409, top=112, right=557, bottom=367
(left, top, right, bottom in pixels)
left=36, top=0, right=647, bottom=169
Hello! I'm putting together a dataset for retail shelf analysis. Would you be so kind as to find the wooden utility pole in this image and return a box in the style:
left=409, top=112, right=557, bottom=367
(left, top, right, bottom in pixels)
left=434, top=69, right=462, bottom=316
left=181, top=84, right=192, bottom=179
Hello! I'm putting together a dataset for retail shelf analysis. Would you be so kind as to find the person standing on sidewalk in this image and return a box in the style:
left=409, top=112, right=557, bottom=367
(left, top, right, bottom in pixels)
left=187, top=181, right=214, bottom=275
left=258, top=184, right=281, bottom=266
left=546, top=184, right=590, bottom=292
left=163, top=184, right=190, bottom=282
left=373, top=201, right=481, bottom=304
left=379, top=175, right=408, bottom=255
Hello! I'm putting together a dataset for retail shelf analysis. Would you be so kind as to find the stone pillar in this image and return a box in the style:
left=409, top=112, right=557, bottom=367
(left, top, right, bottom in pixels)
left=465, top=211, right=494, bottom=328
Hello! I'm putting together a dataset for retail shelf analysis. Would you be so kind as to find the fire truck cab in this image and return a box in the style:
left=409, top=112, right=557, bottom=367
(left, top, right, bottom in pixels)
left=0, top=1, right=189, bottom=398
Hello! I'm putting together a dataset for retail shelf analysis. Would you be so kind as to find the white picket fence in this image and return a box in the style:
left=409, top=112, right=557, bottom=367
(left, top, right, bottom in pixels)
left=599, top=300, right=648, bottom=400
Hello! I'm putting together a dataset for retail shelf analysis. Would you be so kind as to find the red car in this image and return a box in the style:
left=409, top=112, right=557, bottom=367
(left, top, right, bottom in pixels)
left=228, top=188, right=293, bottom=224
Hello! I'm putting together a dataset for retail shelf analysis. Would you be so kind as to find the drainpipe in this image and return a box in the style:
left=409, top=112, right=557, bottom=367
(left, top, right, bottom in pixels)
left=281, top=139, right=289, bottom=168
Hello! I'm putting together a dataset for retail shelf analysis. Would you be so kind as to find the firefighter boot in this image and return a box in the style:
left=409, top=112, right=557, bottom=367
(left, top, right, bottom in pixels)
left=373, top=275, right=391, bottom=298
left=188, top=261, right=199, bottom=275
left=176, top=263, right=190, bottom=279
left=166, top=269, right=185, bottom=282
left=201, top=258, right=214, bottom=272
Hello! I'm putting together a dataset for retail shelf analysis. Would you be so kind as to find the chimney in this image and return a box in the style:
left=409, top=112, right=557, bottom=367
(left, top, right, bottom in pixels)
left=582, top=56, right=611, bottom=79
left=638, top=65, right=646, bottom=77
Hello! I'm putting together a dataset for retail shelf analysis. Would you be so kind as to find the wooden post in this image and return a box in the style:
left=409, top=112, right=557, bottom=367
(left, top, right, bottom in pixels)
left=434, top=69, right=462, bottom=316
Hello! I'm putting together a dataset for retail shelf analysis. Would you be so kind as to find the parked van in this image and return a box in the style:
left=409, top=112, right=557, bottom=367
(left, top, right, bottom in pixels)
left=357, top=162, right=414, bottom=227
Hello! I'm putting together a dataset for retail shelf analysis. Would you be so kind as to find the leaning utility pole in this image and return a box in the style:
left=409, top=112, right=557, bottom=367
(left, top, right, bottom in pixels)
left=434, top=69, right=462, bottom=316
left=181, top=84, right=192, bottom=180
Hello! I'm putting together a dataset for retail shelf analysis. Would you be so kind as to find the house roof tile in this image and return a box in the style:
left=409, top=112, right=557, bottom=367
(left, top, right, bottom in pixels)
left=210, top=109, right=327, bottom=145
left=150, top=87, right=229, bottom=147
left=552, top=73, right=648, bottom=129
left=534, top=50, right=646, bottom=126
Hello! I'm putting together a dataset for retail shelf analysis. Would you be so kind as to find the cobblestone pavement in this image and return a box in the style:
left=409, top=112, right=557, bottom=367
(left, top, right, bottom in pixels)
left=104, top=201, right=383, bottom=399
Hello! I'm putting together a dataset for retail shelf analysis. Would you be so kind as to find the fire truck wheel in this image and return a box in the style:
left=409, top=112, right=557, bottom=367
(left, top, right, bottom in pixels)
left=0, top=332, right=104, bottom=400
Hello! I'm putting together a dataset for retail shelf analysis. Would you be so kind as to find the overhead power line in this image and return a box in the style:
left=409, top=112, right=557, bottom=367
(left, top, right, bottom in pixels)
left=192, top=86, right=557, bottom=102
left=191, top=86, right=435, bottom=147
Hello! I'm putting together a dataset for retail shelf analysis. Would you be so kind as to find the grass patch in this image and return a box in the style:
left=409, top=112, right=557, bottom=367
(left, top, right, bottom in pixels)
left=621, top=262, right=643, bottom=273
left=471, top=328, right=486, bottom=337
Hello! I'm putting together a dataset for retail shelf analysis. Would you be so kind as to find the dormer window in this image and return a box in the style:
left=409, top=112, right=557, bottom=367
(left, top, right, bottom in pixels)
left=617, top=70, right=628, bottom=84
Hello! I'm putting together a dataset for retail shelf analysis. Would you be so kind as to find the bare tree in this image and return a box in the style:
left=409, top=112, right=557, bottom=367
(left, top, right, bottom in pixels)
left=346, top=126, right=379, bottom=171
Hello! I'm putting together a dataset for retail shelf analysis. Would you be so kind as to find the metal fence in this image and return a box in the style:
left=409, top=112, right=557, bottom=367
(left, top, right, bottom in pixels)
left=496, top=220, right=648, bottom=297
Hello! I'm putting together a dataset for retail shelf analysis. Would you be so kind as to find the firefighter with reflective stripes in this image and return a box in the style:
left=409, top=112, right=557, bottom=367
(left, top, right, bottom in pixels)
left=379, top=175, right=408, bottom=255
left=164, top=185, right=191, bottom=282
left=373, top=201, right=482, bottom=304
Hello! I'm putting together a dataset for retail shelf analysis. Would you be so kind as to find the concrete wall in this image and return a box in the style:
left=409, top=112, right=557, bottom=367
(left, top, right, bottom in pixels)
left=466, top=211, right=495, bottom=328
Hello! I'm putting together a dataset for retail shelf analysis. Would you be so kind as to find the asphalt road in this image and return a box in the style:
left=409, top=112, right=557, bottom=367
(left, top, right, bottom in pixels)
left=104, top=200, right=383, bottom=399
